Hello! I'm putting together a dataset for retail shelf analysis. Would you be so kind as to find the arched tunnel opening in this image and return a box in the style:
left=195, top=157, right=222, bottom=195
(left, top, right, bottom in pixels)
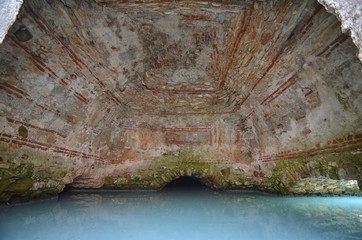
left=162, top=176, right=208, bottom=191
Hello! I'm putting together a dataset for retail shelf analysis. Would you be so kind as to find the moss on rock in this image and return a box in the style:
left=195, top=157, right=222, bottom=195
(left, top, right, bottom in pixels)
left=267, top=151, right=361, bottom=195
left=0, top=142, right=71, bottom=204
left=7, top=178, right=33, bottom=193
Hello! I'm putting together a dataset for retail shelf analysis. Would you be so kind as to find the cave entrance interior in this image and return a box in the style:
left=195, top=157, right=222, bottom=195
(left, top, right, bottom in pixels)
left=0, top=0, right=361, bottom=203
left=162, top=176, right=208, bottom=191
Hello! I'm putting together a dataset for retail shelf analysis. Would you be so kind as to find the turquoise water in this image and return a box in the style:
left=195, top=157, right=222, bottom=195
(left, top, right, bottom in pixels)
left=0, top=190, right=361, bottom=240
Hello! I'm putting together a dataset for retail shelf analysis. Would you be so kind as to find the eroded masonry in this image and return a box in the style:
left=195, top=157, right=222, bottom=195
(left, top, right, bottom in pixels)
left=0, top=0, right=361, bottom=202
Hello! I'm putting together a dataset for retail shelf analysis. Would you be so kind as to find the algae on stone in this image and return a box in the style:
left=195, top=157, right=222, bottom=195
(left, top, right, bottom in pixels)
left=0, top=142, right=72, bottom=203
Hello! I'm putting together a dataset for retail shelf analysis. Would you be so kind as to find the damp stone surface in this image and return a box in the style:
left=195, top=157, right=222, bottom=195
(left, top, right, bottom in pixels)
left=0, top=0, right=361, bottom=203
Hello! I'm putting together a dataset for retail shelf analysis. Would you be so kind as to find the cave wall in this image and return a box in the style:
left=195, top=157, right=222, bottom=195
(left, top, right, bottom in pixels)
left=0, top=0, right=361, bottom=202
left=0, top=0, right=23, bottom=44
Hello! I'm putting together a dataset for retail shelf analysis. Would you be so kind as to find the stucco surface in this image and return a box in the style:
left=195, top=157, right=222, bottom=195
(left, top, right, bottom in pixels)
left=0, top=0, right=361, bottom=202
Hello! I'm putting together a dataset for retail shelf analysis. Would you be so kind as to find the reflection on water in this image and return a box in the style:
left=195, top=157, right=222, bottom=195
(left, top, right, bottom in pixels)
left=0, top=190, right=361, bottom=240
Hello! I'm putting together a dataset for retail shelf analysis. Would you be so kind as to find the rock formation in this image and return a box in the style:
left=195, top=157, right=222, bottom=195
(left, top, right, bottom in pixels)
left=0, top=0, right=361, bottom=203
left=0, top=0, right=23, bottom=44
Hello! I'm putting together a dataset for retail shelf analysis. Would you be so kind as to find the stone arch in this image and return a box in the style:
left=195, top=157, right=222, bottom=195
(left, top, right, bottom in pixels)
left=159, top=173, right=213, bottom=190
left=149, top=166, right=230, bottom=190
left=162, top=175, right=207, bottom=189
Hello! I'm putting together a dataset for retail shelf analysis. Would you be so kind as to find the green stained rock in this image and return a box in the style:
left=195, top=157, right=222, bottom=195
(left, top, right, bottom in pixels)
left=30, top=191, right=43, bottom=198
left=333, top=187, right=345, bottom=194
left=0, top=193, right=11, bottom=202
left=104, top=176, right=114, bottom=185
left=221, top=168, right=230, bottom=177
left=7, top=178, right=33, bottom=193
left=0, top=178, right=16, bottom=194
left=133, top=176, right=141, bottom=182
left=34, top=168, right=53, bottom=179
left=161, top=174, right=169, bottom=182
left=329, top=166, right=340, bottom=180
left=56, top=184, right=65, bottom=193
left=0, top=143, right=73, bottom=203
left=114, top=177, right=128, bottom=187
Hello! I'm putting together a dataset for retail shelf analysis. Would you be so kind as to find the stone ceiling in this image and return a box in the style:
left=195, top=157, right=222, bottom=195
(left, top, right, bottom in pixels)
left=0, top=0, right=361, bottom=200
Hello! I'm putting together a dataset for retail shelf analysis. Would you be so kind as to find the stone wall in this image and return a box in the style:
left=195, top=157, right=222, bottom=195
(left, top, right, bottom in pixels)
left=0, top=0, right=23, bottom=44
left=0, top=0, right=361, bottom=203
left=317, top=0, right=362, bottom=60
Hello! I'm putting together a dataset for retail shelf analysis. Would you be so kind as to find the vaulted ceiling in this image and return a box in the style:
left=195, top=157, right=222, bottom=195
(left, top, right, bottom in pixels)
left=0, top=0, right=361, bottom=191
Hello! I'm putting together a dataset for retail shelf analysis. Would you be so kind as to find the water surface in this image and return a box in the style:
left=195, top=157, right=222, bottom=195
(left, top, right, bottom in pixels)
left=0, top=190, right=361, bottom=240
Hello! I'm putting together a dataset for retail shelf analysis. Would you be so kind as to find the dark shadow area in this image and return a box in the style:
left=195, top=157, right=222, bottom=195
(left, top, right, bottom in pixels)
left=162, top=176, right=207, bottom=191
